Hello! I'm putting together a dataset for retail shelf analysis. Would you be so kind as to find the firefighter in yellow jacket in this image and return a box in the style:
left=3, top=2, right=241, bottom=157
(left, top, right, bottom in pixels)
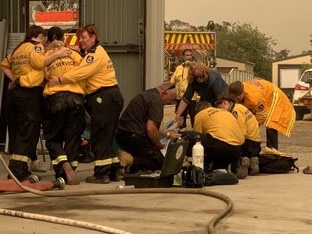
left=228, top=79, right=296, bottom=152
left=0, top=25, right=71, bottom=181
left=216, top=94, right=261, bottom=176
left=183, top=101, right=246, bottom=177
left=48, top=24, right=124, bottom=184
left=170, top=49, right=197, bottom=131
left=43, top=26, right=85, bottom=185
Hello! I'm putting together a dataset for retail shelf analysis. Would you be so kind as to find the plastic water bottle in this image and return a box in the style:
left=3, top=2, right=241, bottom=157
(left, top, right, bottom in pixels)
left=192, top=135, right=204, bottom=169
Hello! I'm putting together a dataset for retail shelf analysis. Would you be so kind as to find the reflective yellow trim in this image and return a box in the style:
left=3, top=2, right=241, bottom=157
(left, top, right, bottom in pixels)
left=111, top=156, right=120, bottom=164
left=264, top=87, right=279, bottom=126
left=285, top=109, right=296, bottom=137
left=10, top=154, right=28, bottom=162
left=71, top=160, right=78, bottom=167
left=94, top=158, right=112, bottom=166
left=52, top=155, right=68, bottom=165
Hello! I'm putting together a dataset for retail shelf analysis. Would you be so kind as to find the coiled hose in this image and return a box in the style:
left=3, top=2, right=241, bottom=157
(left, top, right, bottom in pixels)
left=0, top=153, right=233, bottom=234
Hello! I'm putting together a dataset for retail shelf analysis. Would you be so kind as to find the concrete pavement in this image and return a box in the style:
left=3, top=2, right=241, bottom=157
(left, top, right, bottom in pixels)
left=0, top=112, right=311, bottom=233
left=0, top=153, right=312, bottom=234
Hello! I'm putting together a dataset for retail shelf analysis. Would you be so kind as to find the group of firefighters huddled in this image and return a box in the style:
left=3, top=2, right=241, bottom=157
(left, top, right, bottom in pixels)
left=0, top=24, right=296, bottom=191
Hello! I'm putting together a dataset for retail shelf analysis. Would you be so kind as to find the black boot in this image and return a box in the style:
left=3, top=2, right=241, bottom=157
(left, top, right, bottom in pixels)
left=86, top=165, right=110, bottom=184
left=7, top=160, right=33, bottom=182
left=85, top=174, right=110, bottom=184
left=110, top=163, right=124, bottom=181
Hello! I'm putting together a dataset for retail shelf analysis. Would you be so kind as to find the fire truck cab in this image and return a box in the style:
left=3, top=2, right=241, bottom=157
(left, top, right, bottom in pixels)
left=164, top=31, right=217, bottom=80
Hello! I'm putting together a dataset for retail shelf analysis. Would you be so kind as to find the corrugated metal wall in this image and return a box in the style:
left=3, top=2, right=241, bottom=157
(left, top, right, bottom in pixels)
left=81, top=0, right=145, bottom=105
left=0, top=0, right=26, bottom=32
left=0, top=0, right=145, bottom=105
left=0, top=0, right=147, bottom=144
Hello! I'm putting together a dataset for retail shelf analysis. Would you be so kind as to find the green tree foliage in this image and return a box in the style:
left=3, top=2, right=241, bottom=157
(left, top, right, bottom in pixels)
left=165, top=20, right=298, bottom=79
left=165, top=19, right=191, bottom=31
left=274, top=49, right=291, bottom=60
left=215, top=21, right=275, bottom=79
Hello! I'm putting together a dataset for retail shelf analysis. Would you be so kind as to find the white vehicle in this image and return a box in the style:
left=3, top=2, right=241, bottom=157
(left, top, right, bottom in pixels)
left=292, top=68, right=312, bottom=120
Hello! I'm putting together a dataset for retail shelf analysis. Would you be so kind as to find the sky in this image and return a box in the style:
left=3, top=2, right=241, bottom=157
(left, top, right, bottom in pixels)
left=165, top=0, right=311, bottom=56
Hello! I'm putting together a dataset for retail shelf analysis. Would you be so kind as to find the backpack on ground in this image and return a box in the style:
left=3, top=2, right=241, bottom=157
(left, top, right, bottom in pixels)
left=181, top=165, right=206, bottom=188
left=204, top=170, right=238, bottom=186
left=259, top=154, right=299, bottom=174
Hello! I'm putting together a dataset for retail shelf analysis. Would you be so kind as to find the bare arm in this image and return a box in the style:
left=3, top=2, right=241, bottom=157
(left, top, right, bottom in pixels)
left=175, top=99, right=188, bottom=125
left=159, top=128, right=181, bottom=140
left=2, top=68, right=20, bottom=89
left=175, top=99, right=188, bottom=117
left=2, top=68, right=14, bottom=81
left=146, top=120, right=165, bottom=149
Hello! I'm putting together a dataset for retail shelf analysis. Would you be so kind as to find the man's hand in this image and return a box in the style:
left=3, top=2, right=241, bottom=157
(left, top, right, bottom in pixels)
left=175, top=115, right=184, bottom=127
left=8, top=81, right=16, bottom=90
left=55, top=47, right=72, bottom=58
left=47, top=76, right=59, bottom=87
left=8, top=79, right=20, bottom=90
left=166, top=130, right=181, bottom=140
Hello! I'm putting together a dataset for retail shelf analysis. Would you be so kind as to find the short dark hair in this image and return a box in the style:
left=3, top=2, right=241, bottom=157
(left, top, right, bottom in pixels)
left=195, top=101, right=212, bottom=114
left=77, top=24, right=100, bottom=43
left=24, top=24, right=47, bottom=42
left=182, top=49, right=192, bottom=56
left=47, top=26, right=64, bottom=42
left=215, top=91, right=236, bottom=105
left=228, top=81, right=244, bottom=97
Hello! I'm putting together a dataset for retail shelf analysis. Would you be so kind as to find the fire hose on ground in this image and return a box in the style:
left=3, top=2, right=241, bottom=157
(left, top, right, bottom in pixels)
left=0, top=153, right=234, bottom=234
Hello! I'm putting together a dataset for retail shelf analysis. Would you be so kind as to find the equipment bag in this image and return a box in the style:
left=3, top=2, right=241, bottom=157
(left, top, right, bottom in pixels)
left=259, top=154, right=299, bottom=174
left=181, top=165, right=205, bottom=188
left=204, top=170, right=239, bottom=186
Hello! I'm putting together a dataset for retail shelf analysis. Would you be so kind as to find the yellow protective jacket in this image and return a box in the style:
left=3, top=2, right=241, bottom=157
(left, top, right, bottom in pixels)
left=0, top=41, right=46, bottom=87
left=242, top=79, right=296, bottom=137
left=63, top=44, right=118, bottom=94
left=231, top=103, right=261, bottom=142
left=170, top=64, right=197, bottom=100
left=194, top=107, right=245, bottom=146
left=44, top=43, right=85, bottom=96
